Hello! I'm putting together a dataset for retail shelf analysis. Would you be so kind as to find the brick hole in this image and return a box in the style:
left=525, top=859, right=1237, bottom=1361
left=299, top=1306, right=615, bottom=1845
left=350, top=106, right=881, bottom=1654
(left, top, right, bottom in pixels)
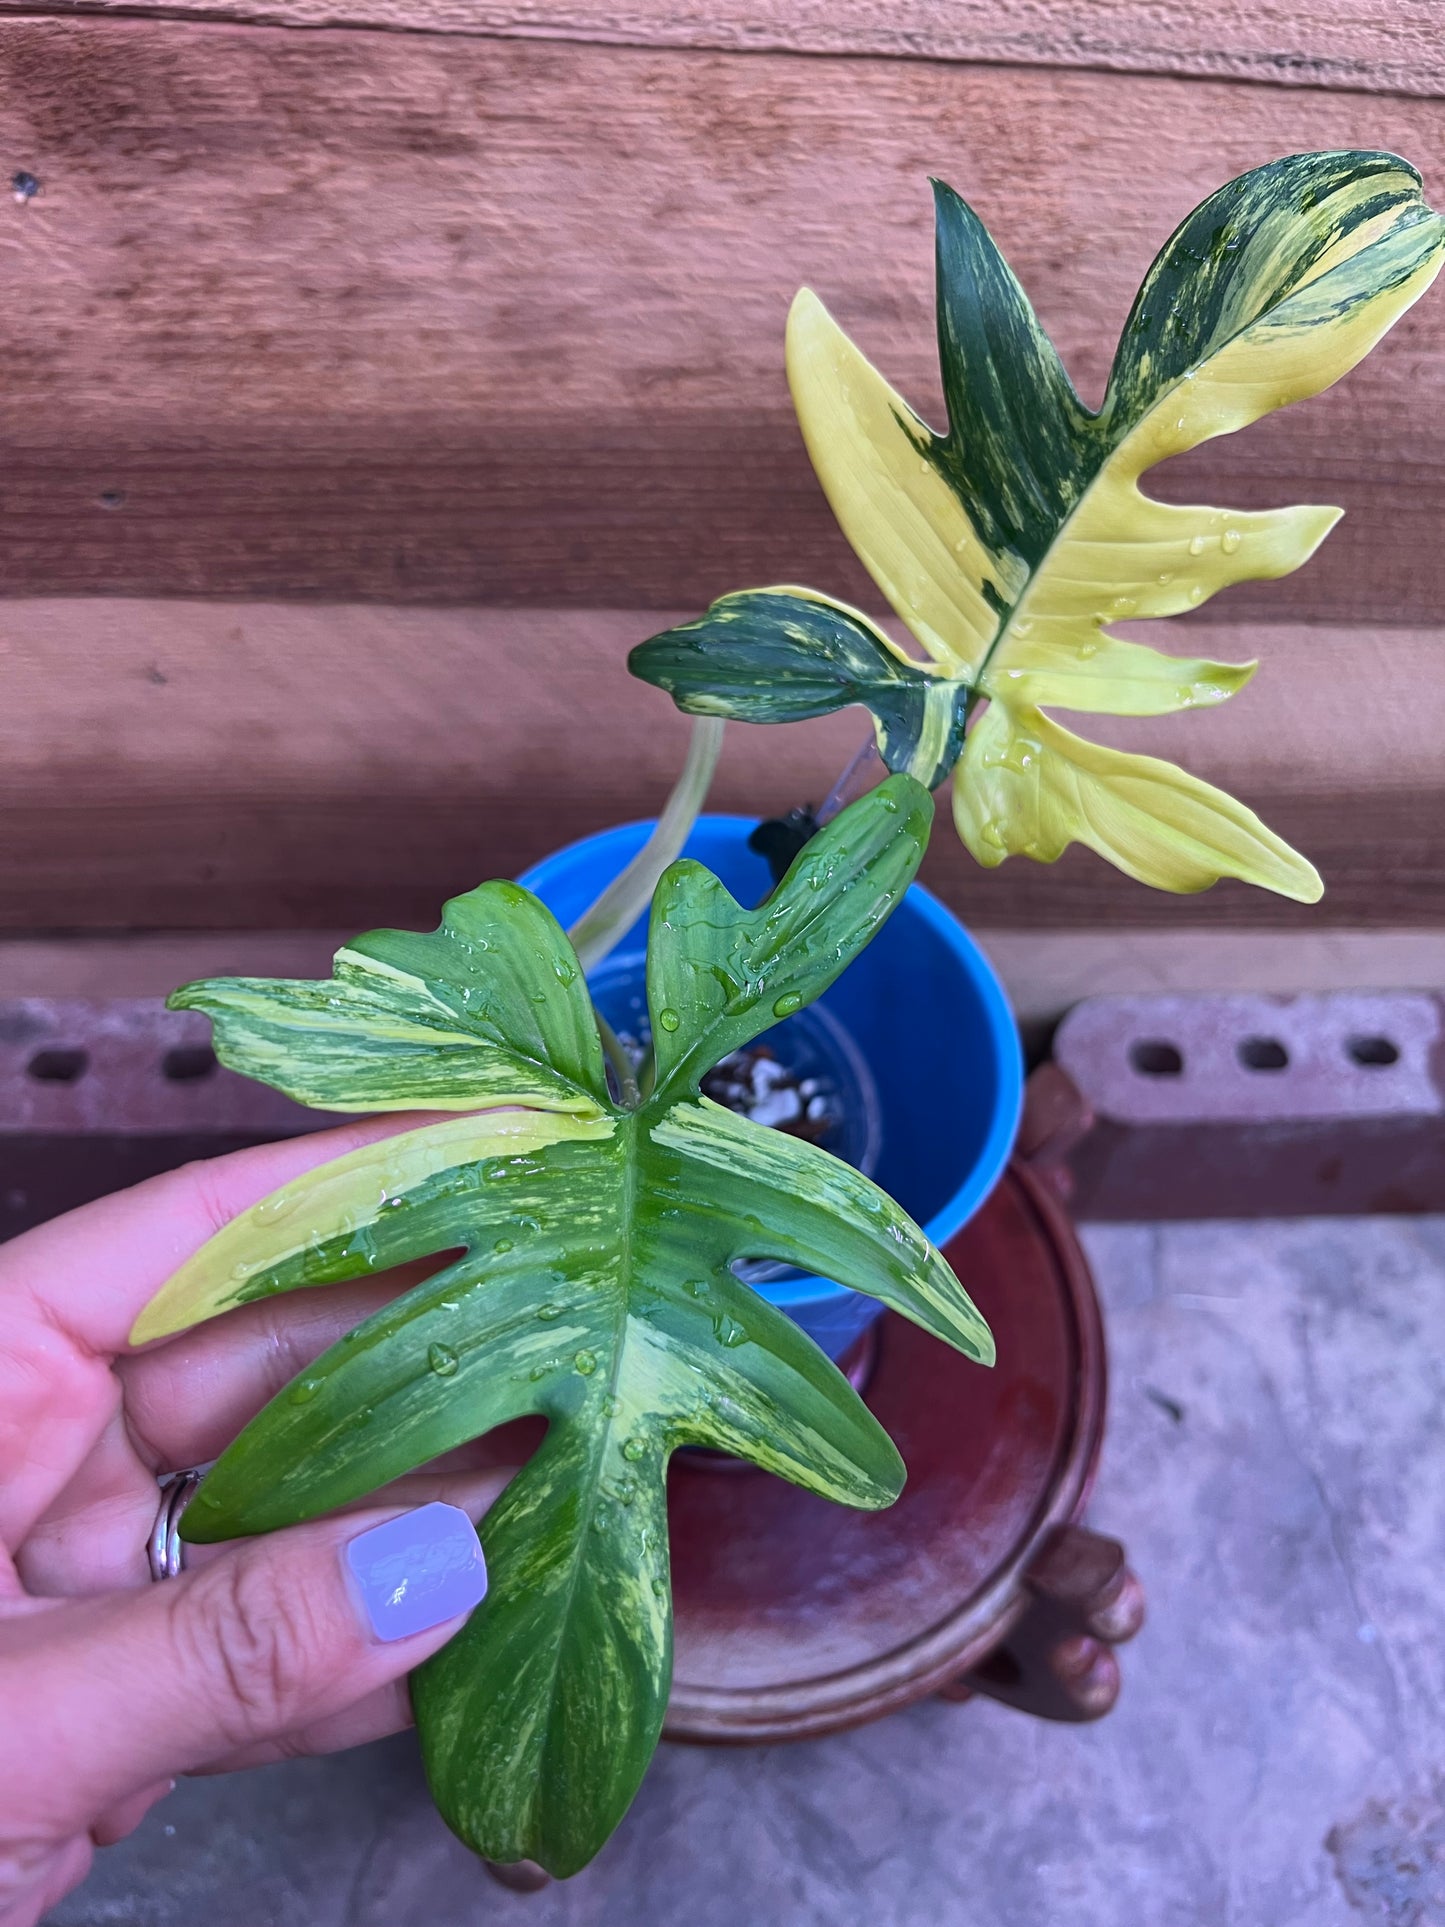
left=1238, top=1036, right=1289, bottom=1071
left=1346, top=1034, right=1400, bottom=1068
left=161, top=1045, right=218, bottom=1082
left=27, top=1047, right=88, bottom=1082
left=1129, top=1039, right=1183, bottom=1077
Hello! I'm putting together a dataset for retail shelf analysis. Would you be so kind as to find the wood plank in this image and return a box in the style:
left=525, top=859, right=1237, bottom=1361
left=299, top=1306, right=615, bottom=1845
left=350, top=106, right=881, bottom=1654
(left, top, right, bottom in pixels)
left=0, top=598, right=1438, bottom=932
left=3, top=1, right=1442, bottom=101
left=0, top=22, right=1442, bottom=616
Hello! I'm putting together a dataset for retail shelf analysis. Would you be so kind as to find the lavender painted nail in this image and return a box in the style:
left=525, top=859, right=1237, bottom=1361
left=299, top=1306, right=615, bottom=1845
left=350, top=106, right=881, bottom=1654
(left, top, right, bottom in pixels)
left=345, top=1501, right=488, bottom=1643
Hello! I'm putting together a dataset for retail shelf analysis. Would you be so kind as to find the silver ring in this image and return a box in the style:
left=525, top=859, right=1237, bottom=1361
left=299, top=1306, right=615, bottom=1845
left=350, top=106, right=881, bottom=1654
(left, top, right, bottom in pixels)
left=147, top=1466, right=211, bottom=1582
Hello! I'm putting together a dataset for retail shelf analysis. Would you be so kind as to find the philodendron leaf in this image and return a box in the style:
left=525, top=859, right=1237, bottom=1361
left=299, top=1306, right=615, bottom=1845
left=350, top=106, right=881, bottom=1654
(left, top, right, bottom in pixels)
left=133, top=774, right=991, bottom=1878
left=629, top=586, right=970, bottom=791
left=631, top=150, right=1445, bottom=900
left=171, top=879, right=609, bottom=1115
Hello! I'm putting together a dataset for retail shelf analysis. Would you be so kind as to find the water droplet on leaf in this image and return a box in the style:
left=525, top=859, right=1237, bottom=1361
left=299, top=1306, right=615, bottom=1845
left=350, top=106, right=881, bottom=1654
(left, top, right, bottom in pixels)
left=494, top=1238, right=514, bottom=1254
left=772, top=992, right=803, bottom=1017
left=428, top=1342, right=459, bottom=1377
left=623, top=1437, right=647, bottom=1461
left=658, top=1008, right=681, bottom=1033
left=1188, top=534, right=1208, bottom=556
left=1221, top=528, right=1242, bottom=555
left=573, top=1349, right=598, bottom=1376
left=536, top=1302, right=562, bottom=1322
left=288, top=1374, right=323, bottom=1404
left=253, top=1190, right=298, bottom=1225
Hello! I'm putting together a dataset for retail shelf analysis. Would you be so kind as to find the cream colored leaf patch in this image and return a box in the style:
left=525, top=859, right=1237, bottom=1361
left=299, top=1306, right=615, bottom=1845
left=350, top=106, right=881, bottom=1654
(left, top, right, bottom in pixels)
left=953, top=704, right=1323, bottom=902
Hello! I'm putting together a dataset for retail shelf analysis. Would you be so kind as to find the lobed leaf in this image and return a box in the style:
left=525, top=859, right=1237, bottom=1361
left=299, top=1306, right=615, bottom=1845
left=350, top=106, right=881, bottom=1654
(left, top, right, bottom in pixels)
left=646, top=770, right=932, bottom=1097
left=649, top=1095, right=993, bottom=1363
left=953, top=703, right=1323, bottom=901
left=133, top=781, right=990, bottom=1877
left=637, top=151, right=1445, bottom=901
left=171, top=880, right=608, bottom=1114
left=628, top=587, right=969, bottom=788
left=175, top=1103, right=910, bottom=1875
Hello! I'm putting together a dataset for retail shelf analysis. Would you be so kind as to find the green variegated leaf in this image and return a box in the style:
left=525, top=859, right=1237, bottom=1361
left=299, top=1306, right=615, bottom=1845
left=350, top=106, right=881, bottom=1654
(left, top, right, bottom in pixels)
left=633, top=151, right=1445, bottom=901
left=170, top=880, right=609, bottom=1115
left=646, top=772, right=932, bottom=1096
left=130, top=1110, right=614, bottom=1344
left=134, top=775, right=991, bottom=1878
left=649, top=1096, right=994, bottom=1363
left=628, top=587, right=969, bottom=788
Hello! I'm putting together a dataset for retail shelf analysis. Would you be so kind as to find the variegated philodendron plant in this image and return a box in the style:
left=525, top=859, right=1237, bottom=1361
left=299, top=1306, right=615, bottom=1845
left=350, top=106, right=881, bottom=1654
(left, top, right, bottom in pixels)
left=631, top=151, right=1445, bottom=900
left=132, top=148, right=1441, bottom=1882
left=132, top=778, right=992, bottom=1876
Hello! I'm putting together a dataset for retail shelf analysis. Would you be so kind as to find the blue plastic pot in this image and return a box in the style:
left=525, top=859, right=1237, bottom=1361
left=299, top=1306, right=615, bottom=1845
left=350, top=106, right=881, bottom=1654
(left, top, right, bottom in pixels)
left=519, top=816, right=1022, bottom=1360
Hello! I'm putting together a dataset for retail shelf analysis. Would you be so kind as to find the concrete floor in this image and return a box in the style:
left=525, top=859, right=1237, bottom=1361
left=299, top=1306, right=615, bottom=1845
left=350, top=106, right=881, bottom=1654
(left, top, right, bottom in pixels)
left=52, top=1215, right=1445, bottom=1927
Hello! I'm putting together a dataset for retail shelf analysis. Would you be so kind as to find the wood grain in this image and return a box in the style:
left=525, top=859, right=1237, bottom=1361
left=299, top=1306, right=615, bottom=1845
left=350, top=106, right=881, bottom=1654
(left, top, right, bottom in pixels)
left=0, top=598, right=1438, bottom=932
left=0, top=22, right=1442, bottom=616
left=2, top=1, right=1442, bottom=100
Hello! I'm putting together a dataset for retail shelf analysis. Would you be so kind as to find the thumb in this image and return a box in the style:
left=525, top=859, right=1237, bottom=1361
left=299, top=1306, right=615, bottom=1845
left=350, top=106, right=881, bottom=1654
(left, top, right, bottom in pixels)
left=3, top=1502, right=487, bottom=1829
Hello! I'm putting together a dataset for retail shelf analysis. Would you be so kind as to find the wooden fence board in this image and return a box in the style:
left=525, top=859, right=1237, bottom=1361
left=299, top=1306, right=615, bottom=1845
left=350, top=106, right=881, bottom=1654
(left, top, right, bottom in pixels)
left=2, top=1, right=1441, bottom=100
left=0, top=21, right=1440, bottom=618
left=0, top=598, right=1437, bottom=931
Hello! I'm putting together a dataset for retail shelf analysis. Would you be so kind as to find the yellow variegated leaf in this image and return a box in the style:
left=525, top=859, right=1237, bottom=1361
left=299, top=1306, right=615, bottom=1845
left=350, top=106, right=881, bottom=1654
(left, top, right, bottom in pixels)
left=982, top=206, right=1441, bottom=695
left=786, top=288, right=1024, bottom=677
left=953, top=703, right=1323, bottom=902
left=766, top=152, right=1445, bottom=897
left=982, top=629, right=1258, bottom=717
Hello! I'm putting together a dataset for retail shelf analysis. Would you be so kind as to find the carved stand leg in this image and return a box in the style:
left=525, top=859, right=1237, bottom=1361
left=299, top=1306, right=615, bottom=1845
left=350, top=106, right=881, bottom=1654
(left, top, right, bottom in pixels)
left=938, top=1524, right=1145, bottom=1721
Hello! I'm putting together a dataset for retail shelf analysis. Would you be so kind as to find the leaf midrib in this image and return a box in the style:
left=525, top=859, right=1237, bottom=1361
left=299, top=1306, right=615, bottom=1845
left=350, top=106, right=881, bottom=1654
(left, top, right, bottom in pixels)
left=651, top=881, right=879, bottom=1101
left=524, top=1112, right=644, bottom=1848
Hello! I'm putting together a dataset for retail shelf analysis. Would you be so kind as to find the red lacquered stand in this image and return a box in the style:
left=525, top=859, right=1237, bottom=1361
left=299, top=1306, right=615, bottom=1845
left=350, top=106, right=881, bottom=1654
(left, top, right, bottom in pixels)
left=490, top=1160, right=1143, bottom=1891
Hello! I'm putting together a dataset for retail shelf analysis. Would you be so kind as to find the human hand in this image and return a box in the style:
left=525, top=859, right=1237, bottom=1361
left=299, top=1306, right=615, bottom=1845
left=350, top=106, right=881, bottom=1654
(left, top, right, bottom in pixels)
left=0, top=1120, right=516, bottom=1927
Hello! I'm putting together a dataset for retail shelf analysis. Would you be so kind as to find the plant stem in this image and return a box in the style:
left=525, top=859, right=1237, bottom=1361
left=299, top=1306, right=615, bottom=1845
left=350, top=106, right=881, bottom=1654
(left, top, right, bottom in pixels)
left=816, top=728, right=885, bottom=827
left=595, top=1011, right=640, bottom=1110
left=568, top=716, right=726, bottom=974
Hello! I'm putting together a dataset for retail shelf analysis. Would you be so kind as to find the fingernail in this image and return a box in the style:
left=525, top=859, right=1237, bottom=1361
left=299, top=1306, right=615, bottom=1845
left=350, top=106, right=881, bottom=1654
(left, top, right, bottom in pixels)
left=344, top=1501, right=488, bottom=1643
